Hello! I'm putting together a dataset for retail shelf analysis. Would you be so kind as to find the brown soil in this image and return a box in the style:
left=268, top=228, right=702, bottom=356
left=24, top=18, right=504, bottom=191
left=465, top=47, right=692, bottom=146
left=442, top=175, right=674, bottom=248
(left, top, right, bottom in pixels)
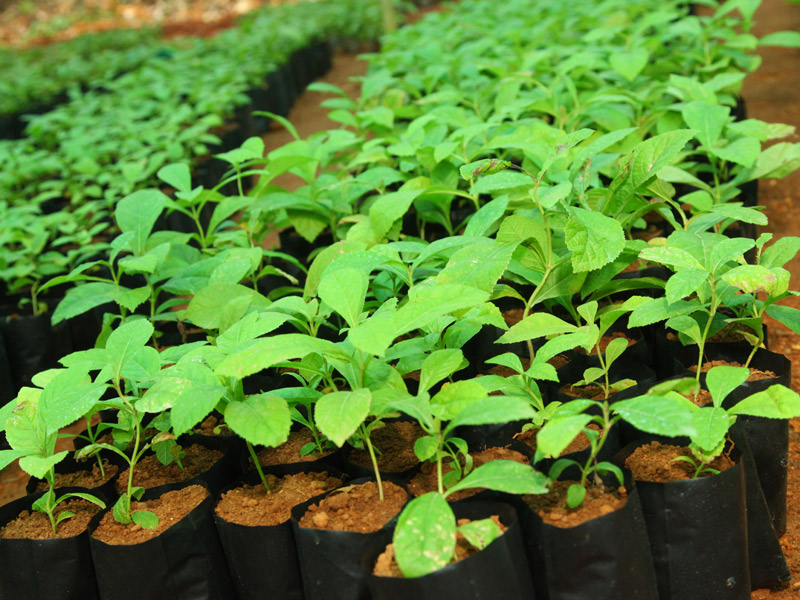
left=407, top=446, right=529, bottom=500
left=515, top=423, right=600, bottom=455
left=0, top=498, right=101, bottom=539
left=348, top=421, right=423, bottom=473
left=683, top=389, right=714, bottom=407
left=115, top=443, right=223, bottom=494
left=193, top=414, right=232, bottom=437
left=625, top=441, right=734, bottom=483
left=524, top=480, right=627, bottom=528
left=92, top=485, right=207, bottom=545
left=215, top=471, right=342, bottom=527
left=691, top=360, right=777, bottom=381
left=256, top=429, right=333, bottom=466
left=372, top=515, right=507, bottom=577
left=33, top=460, right=118, bottom=492
left=560, top=383, right=612, bottom=400
left=298, top=481, right=407, bottom=533
left=589, top=332, right=636, bottom=354
left=503, top=308, right=525, bottom=328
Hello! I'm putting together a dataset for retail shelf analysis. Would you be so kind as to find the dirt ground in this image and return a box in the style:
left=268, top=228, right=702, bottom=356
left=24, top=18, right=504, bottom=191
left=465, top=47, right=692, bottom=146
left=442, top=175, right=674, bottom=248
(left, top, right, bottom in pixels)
left=0, top=0, right=799, bottom=595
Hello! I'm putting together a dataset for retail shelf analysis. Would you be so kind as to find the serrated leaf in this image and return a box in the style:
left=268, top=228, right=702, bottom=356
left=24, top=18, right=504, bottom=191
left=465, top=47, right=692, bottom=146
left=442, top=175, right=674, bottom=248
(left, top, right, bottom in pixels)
left=692, top=407, right=730, bottom=453
left=706, top=366, right=750, bottom=407
left=682, top=101, right=729, bottom=148
left=665, top=269, right=709, bottom=303
left=536, top=415, right=592, bottom=459
left=445, top=396, right=534, bottom=432
left=318, top=267, right=368, bottom=329
left=613, top=395, right=697, bottom=437
left=225, top=393, right=291, bottom=448
left=315, top=389, right=371, bottom=447
left=419, top=349, right=464, bottom=395
left=498, top=313, right=577, bottom=344
left=610, top=48, right=649, bottom=81
left=458, top=518, right=503, bottom=550
left=565, top=208, right=625, bottom=272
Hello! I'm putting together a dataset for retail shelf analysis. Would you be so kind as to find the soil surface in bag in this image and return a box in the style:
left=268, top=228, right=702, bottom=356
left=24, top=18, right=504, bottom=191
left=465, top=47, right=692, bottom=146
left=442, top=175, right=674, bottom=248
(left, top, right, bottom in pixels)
left=691, top=360, right=777, bottom=380
left=31, top=460, right=118, bottom=493
left=193, top=414, right=233, bottom=437
left=373, top=514, right=508, bottom=577
left=524, top=480, right=628, bottom=528
left=92, top=484, right=207, bottom=544
left=215, top=471, right=343, bottom=526
left=257, top=429, right=335, bottom=466
left=626, top=441, right=735, bottom=482
left=114, top=443, right=223, bottom=493
left=407, top=445, right=529, bottom=500
left=299, top=481, right=407, bottom=532
left=347, top=421, right=423, bottom=473
left=1, top=498, right=101, bottom=539
left=515, top=423, right=599, bottom=454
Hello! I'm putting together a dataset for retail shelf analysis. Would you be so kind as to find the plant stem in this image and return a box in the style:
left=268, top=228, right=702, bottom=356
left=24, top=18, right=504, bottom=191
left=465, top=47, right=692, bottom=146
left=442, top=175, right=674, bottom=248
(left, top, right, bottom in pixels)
left=696, top=284, right=718, bottom=384
left=360, top=424, right=384, bottom=502
left=247, top=441, right=271, bottom=492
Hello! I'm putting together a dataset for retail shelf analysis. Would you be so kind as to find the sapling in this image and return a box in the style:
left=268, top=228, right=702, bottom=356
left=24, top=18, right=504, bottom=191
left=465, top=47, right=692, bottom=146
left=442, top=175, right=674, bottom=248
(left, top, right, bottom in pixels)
left=0, top=376, right=106, bottom=535
left=613, top=367, right=800, bottom=478
left=534, top=398, right=624, bottom=508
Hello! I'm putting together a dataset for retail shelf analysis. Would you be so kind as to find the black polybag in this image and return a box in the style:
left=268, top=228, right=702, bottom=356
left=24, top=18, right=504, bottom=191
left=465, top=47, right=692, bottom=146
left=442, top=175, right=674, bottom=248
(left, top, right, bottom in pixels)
left=517, top=473, right=659, bottom=600
left=89, top=481, right=235, bottom=600
left=290, top=476, right=408, bottom=600
left=213, top=463, right=347, bottom=600
left=0, top=488, right=105, bottom=600
left=367, top=499, right=535, bottom=600
left=614, top=441, right=750, bottom=600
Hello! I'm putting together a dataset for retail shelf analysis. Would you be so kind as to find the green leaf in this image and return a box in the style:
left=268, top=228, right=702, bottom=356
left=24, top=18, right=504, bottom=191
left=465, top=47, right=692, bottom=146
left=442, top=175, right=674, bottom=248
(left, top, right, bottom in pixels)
left=665, top=269, right=709, bottom=303
left=498, top=313, right=576, bottom=344
left=759, top=31, right=800, bottom=47
left=315, top=389, right=371, bottom=447
left=566, top=483, right=587, bottom=508
left=665, top=315, right=703, bottom=346
left=112, top=286, right=151, bottom=313
left=4, top=389, right=45, bottom=453
left=106, top=319, right=154, bottom=384
left=604, top=336, right=628, bottom=368
left=394, top=493, right=456, bottom=579
left=628, top=298, right=697, bottom=327
left=681, top=101, right=729, bottom=149
left=348, top=311, right=399, bottom=357
left=458, top=518, right=503, bottom=550
left=436, top=239, right=516, bottom=293
left=709, top=237, right=755, bottom=274
left=445, top=396, right=535, bottom=432
left=414, top=436, right=439, bottom=462
left=445, top=460, right=549, bottom=496
left=723, top=265, right=789, bottom=296
left=318, top=267, right=368, bottom=329
left=157, top=163, right=192, bottom=194
left=565, top=208, right=625, bottom=272
left=691, top=407, right=730, bottom=453
left=304, top=241, right=367, bottom=297
left=709, top=137, right=761, bottom=168
left=186, top=283, right=263, bottom=333
left=215, top=334, right=336, bottom=379
left=115, top=190, right=167, bottom=256
left=131, top=510, right=159, bottom=530
left=729, top=385, right=800, bottom=418
left=369, top=190, right=422, bottom=242
left=0, top=449, right=30, bottom=471
left=52, top=282, right=117, bottom=325
left=536, top=415, right=593, bottom=459
left=40, top=368, right=105, bottom=431
left=394, top=284, right=489, bottom=337
left=463, top=195, right=509, bottom=237
left=419, top=349, right=464, bottom=395
left=765, top=304, right=800, bottom=335
left=19, top=451, right=68, bottom=479
left=459, top=159, right=513, bottom=180
left=625, top=130, right=696, bottom=194
left=638, top=246, right=705, bottom=271
left=762, top=237, right=800, bottom=269
left=613, top=395, right=697, bottom=437
left=225, top=393, right=291, bottom=448
left=751, top=142, right=800, bottom=180
left=610, top=48, right=649, bottom=81
left=430, top=380, right=488, bottom=422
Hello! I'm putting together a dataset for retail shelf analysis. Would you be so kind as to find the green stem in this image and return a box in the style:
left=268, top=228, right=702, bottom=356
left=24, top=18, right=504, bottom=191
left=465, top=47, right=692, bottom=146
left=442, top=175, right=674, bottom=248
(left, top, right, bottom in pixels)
left=247, top=441, right=271, bottom=492
left=360, top=424, right=384, bottom=502
left=696, top=285, right=718, bottom=384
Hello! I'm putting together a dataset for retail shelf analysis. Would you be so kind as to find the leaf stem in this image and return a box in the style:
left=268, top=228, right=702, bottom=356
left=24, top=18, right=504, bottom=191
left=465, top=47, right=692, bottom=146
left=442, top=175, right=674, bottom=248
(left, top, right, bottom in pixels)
left=360, top=424, right=384, bottom=502
left=247, top=441, right=271, bottom=492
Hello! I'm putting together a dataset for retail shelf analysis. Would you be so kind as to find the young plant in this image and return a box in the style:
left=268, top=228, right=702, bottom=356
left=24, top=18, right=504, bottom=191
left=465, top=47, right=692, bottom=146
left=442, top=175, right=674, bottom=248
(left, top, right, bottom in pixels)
left=534, top=398, right=624, bottom=507
left=613, top=367, right=800, bottom=477
left=627, top=229, right=758, bottom=382
left=0, top=370, right=107, bottom=534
